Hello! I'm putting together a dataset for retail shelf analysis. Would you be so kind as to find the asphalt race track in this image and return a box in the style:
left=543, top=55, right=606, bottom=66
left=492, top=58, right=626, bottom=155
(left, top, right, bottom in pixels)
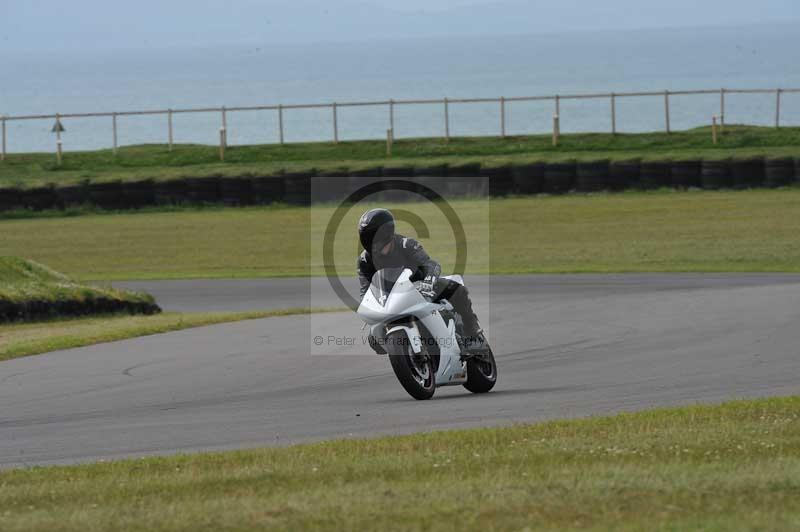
left=2, top=274, right=800, bottom=468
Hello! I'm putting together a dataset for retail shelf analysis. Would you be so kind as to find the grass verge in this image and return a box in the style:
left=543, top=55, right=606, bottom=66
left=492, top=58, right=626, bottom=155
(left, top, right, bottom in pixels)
left=0, top=307, right=344, bottom=362
left=0, top=257, right=159, bottom=320
left=1, top=189, right=799, bottom=280
left=0, top=396, right=798, bottom=530
left=1, top=125, right=798, bottom=186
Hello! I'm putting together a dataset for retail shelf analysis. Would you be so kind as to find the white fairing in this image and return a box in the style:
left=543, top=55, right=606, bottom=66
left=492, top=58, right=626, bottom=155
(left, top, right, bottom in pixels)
left=357, top=268, right=467, bottom=387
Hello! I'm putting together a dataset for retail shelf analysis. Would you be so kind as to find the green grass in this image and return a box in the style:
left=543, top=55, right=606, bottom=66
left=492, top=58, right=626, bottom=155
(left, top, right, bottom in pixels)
left=0, top=257, right=158, bottom=317
left=1, top=189, right=799, bottom=280
left=1, top=125, right=798, bottom=187
left=1, top=396, right=798, bottom=531
left=0, top=307, right=343, bottom=362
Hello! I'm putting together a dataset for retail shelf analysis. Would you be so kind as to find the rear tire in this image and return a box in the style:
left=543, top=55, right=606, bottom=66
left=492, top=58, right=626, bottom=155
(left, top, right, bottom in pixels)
left=386, top=330, right=436, bottom=400
left=463, top=346, right=497, bottom=394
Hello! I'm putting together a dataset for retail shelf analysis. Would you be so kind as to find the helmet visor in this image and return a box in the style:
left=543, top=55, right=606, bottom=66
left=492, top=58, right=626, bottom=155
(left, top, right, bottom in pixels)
left=370, top=224, right=394, bottom=254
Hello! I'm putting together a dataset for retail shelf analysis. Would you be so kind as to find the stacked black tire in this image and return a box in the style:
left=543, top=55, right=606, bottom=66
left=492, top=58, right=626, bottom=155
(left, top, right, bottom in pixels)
left=611, top=161, right=640, bottom=190
left=154, top=180, right=188, bottom=205
left=765, top=158, right=795, bottom=188
left=701, top=161, right=732, bottom=190
left=544, top=162, right=575, bottom=194
left=220, top=177, right=255, bottom=206
left=89, top=181, right=126, bottom=210
left=511, top=163, right=545, bottom=194
left=482, top=165, right=514, bottom=196
left=732, top=159, right=764, bottom=189
left=671, top=161, right=701, bottom=188
left=576, top=161, right=609, bottom=192
left=640, top=162, right=671, bottom=189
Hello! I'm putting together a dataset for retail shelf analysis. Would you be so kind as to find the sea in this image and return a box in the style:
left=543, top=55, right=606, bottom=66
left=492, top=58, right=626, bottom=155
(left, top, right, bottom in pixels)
left=1, top=22, right=798, bottom=153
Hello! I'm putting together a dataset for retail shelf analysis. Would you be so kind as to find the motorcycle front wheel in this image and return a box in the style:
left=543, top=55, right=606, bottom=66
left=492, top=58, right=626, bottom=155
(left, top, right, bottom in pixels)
left=385, top=330, right=436, bottom=400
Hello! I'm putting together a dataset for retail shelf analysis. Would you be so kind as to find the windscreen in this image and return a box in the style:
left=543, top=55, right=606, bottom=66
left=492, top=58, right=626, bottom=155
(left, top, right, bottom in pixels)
left=370, top=268, right=406, bottom=306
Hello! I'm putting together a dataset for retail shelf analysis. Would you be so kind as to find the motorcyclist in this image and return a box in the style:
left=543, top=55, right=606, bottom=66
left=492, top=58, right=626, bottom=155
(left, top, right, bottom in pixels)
left=357, top=208, right=488, bottom=355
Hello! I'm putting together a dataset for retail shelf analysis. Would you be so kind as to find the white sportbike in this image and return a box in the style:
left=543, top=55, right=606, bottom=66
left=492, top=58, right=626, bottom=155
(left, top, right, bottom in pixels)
left=357, top=267, right=497, bottom=400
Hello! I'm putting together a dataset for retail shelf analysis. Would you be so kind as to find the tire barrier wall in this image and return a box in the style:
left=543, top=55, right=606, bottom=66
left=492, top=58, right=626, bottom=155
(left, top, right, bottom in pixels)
left=283, top=174, right=313, bottom=206
left=670, top=161, right=702, bottom=189
left=732, top=159, right=764, bottom=189
left=0, top=297, right=160, bottom=324
left=701, top=161, right=733, bottom=190
left=252, top=176, right=285, bottom=205
left=512, top=163, right=545, bottom=194
left=483, top=165, right=514, bottom=196
left=56, top=183, right=90, bottom=207
left=123, top=179, right=156, bottom=208
left=795, top=159, right=800, bottom=184
left=220, top=177, right=255, bottom=206
left=576, top=160, right=609, bottom=192
left=610, top=161, right=641, bottom=190
left=543, top=162, right=575, bottom=194
left=0, top=188, right=20, bottom=211
left=765, top=158, right=795, bottom=188
left=640, top=162, right=671, bottom=189
left=0, top=158, right=797, bottom=212
left=154, top=179, right=189, bottom=205
left=187, top=176, right=222, bottom=204
left=89, top=181, right=126, bottom=210
left=20, top=186, right=60, bottom=211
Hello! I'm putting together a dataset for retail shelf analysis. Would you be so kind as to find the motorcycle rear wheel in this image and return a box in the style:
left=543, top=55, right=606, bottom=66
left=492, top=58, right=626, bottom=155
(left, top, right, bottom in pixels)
left=463, top=346, right=497, bottom=394
left=386, top=330, right=436, bottom=400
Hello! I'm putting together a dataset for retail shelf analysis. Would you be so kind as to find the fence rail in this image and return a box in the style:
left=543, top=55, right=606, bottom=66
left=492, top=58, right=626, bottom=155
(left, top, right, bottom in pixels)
left=1, top=87, right=799, bottom=159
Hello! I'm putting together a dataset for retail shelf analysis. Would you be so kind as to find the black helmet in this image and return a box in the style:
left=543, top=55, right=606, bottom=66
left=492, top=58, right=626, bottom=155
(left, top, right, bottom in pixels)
left=358, top=208, right=395, bottom=252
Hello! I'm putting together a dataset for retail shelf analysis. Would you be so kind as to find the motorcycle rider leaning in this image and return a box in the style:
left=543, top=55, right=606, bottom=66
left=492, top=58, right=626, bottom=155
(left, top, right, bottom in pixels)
left=357, top=208, right=487, bottom=355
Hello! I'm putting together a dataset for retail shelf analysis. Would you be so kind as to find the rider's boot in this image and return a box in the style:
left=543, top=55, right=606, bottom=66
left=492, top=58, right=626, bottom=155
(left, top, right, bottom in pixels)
left=439, top=280, right=488, bottom=356
left=462, top=323, right=490, bottom=356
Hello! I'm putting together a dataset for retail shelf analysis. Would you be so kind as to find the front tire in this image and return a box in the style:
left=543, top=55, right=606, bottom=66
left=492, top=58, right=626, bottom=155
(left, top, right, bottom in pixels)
left=463, top=346, right=497, bottom=394
left=385, top=330, right=436, bottom=400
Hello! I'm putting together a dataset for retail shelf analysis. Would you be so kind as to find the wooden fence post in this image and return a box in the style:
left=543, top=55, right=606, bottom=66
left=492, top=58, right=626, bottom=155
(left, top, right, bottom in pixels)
left=664, top=91, right=671, bottom=134
left=278, top=105, right=284, bottom=145
left=112, top=113, right=118, bottom=155
left=712, top=115, right=718, bottom=145
left=389, top=99, right=395, bottom=133
left=776, top=89, right=782, bottom=128
left=56, top=113, right=63, bottom=165
left=168, top=109, right=174, bottom=151
left=444, top=98, right=450, bottom=142
left=55, top=113, right=63, bottom=165
left=333, top=103, right=339, bottom=144
left=552, top=115, right=560, bottom=147
left=221, top=107, right=227, bottom=147
left=611, top=93, right=617, bottom=135
left=500, top=96, right=506, bottom=138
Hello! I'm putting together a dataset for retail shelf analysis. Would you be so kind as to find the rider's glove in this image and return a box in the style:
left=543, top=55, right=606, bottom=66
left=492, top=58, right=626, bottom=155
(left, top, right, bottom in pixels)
left=420, top=274, right=437, bottom=299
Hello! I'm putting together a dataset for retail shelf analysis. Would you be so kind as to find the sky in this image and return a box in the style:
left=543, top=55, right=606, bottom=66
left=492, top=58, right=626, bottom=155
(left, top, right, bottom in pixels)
left=1, top=0, right=797, bottom=52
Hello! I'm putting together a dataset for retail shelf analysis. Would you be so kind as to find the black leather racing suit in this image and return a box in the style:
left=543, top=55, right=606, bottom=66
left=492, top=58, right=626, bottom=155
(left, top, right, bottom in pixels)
left=357, top=234, right=480, bottom=336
